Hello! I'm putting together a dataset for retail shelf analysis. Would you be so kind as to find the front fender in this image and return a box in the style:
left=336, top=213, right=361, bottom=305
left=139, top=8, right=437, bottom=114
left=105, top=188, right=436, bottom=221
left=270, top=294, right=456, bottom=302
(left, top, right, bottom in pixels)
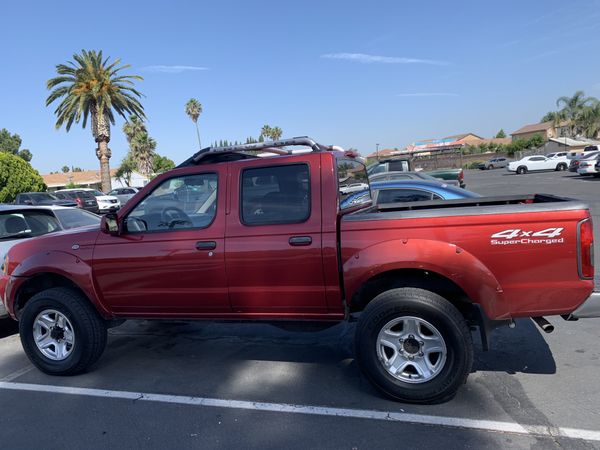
left=9, top=250, right=110, bottom=317
left=343, top=239, right=507, bottom=319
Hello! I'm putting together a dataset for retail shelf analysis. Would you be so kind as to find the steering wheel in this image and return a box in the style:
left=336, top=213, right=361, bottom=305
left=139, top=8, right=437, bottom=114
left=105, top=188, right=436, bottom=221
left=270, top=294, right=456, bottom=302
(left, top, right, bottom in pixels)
left=161, top=207, right=192, bottom=228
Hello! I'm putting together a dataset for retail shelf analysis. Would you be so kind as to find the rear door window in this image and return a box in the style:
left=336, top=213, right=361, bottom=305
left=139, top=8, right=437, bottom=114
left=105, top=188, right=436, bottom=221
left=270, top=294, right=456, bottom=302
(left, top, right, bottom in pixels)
left=241, top=164, right=310, bottom=225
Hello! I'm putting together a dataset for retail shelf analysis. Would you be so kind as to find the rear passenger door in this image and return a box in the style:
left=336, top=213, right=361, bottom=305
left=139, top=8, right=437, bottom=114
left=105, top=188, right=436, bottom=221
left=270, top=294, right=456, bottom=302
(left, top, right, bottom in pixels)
left=225, top=156, right=328, bottom=313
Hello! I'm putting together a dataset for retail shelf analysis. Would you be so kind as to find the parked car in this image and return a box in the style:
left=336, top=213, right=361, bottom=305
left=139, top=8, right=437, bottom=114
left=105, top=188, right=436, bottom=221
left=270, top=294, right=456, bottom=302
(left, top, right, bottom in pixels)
left=478, top=157, right=509, bottom=170
left=546, top=152, right=569, bottom=159
left=569, top=151, right=600, bottom=172
left=15, top=192, right=77, bottom=207
left=367, top=158, right=411, bottom=175
left=55, top=188, right=120, bottom=213
left=339, top=182, right=370, bottom=195
left=507, top=155, right=569, bottom=174
left=423, top=168, right=466, bottom=188
left=369, top=170, right=460, bottom=187
left=107, top=187, right=141, bottom=205
left=577, top=154, right=600, bottom=176
left=52, top=190, right=100, bottom=214
left=1, top=137, right=597, bottom=405
left=341, top=180, right=479, bottom=209
left=568, top=144, right=600, bottom=161
left=0, top=205, right=101, bottom=318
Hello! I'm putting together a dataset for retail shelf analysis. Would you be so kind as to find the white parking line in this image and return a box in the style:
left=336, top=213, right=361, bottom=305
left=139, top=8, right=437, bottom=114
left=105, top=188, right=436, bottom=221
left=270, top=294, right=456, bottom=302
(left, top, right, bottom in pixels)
left=0, top=381, right=599, bottom=441
left=0, top=366, right=34, bottom=382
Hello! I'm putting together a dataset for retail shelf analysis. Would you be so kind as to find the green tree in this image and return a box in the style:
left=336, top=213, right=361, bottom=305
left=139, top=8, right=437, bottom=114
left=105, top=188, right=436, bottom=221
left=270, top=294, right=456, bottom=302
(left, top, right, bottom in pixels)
left=0, top=128, right=33, bottom=161
left=0, top=152, right=46, bottom=202
left=540, top=110, right=566, bottom=124
left=185, top=98, right=203, bottom=149
left=61, top=165, right=70, bottom=173
left=578, top=102, right=600, bottom=138
left=153, top=154, right=175, bottom=173
left=46, top=49, right=145, bottom=192
left=115, top=154, right=137, bottom=186
left=495, top=129, right=506, bottom=138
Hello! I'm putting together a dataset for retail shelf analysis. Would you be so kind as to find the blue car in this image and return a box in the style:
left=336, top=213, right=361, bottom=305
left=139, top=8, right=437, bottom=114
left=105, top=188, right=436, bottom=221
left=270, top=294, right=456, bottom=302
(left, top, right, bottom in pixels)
left=340, top=180, right=480, bottom=209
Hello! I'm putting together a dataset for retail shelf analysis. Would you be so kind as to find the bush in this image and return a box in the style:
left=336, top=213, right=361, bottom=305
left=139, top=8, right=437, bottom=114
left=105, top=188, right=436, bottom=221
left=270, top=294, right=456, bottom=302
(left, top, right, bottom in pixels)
left=0, top=152, right=46, bottom=202
left=466, top=161, right=483, bottom=169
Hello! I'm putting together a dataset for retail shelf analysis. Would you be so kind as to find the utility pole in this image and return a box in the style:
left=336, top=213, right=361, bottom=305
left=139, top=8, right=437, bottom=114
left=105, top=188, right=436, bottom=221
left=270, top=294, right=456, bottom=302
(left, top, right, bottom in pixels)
left=376, top=143, right=380, bottom=160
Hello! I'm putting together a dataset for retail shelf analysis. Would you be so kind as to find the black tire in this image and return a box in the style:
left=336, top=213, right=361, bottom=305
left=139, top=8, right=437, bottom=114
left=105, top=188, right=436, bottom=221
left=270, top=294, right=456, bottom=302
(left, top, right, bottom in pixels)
left=19, top=288, right=107, bottom=375
left=516, top=166, right=527, bottom=174
left=488, top=165, right=494, bottom=170
left=556, top=163, right=567, bottom=171
left=355, top=288, right=473, bottom=404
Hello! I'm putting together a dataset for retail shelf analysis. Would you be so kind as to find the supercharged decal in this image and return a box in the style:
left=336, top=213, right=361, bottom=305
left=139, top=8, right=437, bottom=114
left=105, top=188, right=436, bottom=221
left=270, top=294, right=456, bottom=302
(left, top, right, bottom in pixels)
left=490, top=228, right=564, bottom=245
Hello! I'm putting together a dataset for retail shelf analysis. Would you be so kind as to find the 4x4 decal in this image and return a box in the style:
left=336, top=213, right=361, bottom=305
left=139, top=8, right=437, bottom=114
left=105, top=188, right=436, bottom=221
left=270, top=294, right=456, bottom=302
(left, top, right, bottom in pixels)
left=491, top=228, right=564, bottom=245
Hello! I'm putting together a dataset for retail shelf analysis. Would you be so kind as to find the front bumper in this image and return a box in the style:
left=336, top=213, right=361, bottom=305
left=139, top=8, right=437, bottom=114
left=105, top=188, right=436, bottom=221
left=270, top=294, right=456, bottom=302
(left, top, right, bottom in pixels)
left=570, top=292, right=600, bottom=318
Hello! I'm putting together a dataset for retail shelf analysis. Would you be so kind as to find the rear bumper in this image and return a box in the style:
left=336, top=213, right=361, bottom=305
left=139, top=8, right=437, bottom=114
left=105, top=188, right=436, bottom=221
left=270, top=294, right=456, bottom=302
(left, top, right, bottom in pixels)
left=570, top=292, right=600, bottom=318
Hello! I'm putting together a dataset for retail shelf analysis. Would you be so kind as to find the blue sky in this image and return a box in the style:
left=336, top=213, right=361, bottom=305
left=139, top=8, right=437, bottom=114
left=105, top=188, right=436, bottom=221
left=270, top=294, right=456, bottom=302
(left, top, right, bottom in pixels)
left=2, top=0, right=600, bottom=174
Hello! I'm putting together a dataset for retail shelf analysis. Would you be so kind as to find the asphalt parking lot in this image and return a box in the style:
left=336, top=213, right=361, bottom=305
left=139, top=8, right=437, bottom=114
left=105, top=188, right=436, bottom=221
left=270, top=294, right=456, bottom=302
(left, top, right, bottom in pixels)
left=0, top=168, right=599, bottom=449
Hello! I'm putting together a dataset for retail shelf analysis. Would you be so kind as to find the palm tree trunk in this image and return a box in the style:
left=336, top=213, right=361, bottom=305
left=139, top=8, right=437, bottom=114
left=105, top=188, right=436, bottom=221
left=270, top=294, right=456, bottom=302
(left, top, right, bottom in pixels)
left=96, top=139, right=112, bottom=192
left=195, top=121, right=202, bottom=149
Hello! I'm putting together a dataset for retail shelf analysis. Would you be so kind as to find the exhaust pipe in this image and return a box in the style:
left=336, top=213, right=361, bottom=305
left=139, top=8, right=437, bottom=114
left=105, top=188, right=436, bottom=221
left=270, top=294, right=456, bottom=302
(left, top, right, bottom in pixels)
left=531, top=316, right=554, bottom=333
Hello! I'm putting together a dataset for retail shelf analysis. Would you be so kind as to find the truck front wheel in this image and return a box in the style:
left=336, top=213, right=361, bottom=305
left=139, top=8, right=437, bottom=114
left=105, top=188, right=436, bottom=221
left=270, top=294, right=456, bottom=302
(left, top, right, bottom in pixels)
left=19, top=288, right=107, bottom=375
left=355, top=288, right=473, bottom=404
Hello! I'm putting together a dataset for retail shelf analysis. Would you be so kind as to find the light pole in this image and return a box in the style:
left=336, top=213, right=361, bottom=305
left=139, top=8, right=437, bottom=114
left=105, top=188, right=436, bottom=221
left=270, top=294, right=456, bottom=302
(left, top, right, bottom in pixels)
left=376, top=143, right=380, bottom=160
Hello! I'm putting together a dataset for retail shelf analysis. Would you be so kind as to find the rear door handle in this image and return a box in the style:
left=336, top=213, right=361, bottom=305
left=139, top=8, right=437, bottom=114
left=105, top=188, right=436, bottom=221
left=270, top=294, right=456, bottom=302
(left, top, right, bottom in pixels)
left=196, top=241, right=217, bottom=250
left=289, top=236, right=312, bottom=246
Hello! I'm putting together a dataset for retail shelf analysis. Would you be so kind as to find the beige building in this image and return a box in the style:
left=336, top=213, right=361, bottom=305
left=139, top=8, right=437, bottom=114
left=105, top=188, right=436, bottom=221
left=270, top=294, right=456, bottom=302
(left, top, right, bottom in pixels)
left=511, top=121, right=570, bottom=142
left=42, top=169, right=150, bottom=191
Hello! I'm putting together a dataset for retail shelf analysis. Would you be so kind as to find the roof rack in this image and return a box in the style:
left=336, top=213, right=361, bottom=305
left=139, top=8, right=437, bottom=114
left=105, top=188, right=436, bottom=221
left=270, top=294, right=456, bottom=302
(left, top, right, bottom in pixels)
left=178, top=136, right=326, bottom=167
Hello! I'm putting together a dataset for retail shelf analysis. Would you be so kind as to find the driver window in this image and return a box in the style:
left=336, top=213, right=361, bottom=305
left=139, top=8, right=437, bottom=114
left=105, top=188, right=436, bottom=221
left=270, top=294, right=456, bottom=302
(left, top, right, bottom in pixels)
left=125, top=173, right=218, bottom=233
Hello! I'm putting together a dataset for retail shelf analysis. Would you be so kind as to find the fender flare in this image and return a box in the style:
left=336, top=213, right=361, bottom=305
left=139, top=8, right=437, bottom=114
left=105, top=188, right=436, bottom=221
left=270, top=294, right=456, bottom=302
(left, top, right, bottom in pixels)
left=343, top=238, right=507, bottom=319
left=11, top=250, right=110, bottom=317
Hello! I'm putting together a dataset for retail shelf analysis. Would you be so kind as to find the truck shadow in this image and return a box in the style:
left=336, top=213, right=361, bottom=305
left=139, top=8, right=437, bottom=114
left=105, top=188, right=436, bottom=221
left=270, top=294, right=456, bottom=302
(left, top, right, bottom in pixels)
left=0, top=319, right=18, bottom=339
left=473, top=318, right=556, bottom=375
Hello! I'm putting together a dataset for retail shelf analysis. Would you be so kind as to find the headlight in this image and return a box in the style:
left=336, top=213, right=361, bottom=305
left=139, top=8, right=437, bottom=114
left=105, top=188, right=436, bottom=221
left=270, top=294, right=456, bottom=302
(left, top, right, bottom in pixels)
left=1, top=254, right=8, bottom=275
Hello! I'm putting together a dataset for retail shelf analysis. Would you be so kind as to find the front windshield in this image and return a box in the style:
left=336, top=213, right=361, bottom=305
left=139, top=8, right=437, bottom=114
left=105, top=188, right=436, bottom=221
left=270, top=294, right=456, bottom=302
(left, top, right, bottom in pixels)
left=0, top=211, right=61, bottom=240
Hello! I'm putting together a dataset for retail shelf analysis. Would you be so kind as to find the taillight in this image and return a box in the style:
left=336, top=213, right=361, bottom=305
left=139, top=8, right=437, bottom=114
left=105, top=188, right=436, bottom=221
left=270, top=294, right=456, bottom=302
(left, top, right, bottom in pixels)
left=75, top=198, right=84, bottom=207
left=458, top=169, right=464, bottom=181
left=578, top=218, right=594, bottom=279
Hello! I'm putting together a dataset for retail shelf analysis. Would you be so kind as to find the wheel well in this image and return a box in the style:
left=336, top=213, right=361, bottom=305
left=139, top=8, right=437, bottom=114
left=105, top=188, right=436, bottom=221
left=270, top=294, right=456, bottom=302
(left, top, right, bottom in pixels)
left=14, top=273, right=90, bottom=318
left=349, top=269, right=475, bottom=319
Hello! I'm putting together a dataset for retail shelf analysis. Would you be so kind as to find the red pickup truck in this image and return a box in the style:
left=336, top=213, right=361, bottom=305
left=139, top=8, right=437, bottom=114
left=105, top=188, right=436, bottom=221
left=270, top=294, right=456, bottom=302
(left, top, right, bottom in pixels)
left=1, top=137, right=598, bottom=404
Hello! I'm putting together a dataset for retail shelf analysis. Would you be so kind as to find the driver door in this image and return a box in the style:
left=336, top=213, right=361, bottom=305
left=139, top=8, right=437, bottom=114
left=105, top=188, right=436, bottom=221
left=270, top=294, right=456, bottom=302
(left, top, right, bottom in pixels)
left=93, top=169, right=229, bottom=315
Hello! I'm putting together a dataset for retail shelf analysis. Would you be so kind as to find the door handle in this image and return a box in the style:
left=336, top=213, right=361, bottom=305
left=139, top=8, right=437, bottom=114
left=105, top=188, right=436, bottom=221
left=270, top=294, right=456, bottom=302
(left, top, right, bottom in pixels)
left=195, top=241, right=217, bottom=250
left=289, top=236, right=312, bottom=246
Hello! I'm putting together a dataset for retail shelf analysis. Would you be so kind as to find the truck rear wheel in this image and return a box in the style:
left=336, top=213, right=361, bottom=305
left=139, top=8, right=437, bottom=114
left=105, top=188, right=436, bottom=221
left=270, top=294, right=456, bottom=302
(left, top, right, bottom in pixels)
left=19, top=288, right=107, bottom=375
left=355, top=288, right=473, bottom=404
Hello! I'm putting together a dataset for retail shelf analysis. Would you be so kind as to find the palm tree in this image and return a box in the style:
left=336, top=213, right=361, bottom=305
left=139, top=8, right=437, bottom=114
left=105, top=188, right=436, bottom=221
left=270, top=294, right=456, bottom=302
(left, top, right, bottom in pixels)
left=260, top=124, right=272, bottom=140
left=556, top=91, right=596, bottom=136
left=131, top=133, right=156, bottom=176
left=46, top=49, right=145, bottom=192
left=123, top=115, right=147, bottom=143
left=579, top=103, right=600, bottom=139
left=185, top=98, right=203, bottom=149
left=270, top=126, right=283, bottom=141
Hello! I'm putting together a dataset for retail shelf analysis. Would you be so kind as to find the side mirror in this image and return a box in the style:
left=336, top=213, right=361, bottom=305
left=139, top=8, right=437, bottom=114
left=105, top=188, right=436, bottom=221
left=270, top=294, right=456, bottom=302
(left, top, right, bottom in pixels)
left=101, top=213, right=120, bottom=235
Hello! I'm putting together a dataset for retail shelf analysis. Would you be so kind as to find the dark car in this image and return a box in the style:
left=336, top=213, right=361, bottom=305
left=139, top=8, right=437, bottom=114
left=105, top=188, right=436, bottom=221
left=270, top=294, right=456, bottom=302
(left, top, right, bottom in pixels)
left=15, top=192, right=77, bottom=207
left=53, top=190, right=100, bottom=214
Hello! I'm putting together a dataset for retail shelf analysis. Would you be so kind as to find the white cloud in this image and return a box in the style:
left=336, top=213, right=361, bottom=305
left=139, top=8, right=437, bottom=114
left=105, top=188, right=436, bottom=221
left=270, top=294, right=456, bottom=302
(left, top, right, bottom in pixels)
left=321, top=53, right=448, bottom=66
left=397, top=93, right=459, bottom=97
left=141, top=65, right=209, bottom=73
